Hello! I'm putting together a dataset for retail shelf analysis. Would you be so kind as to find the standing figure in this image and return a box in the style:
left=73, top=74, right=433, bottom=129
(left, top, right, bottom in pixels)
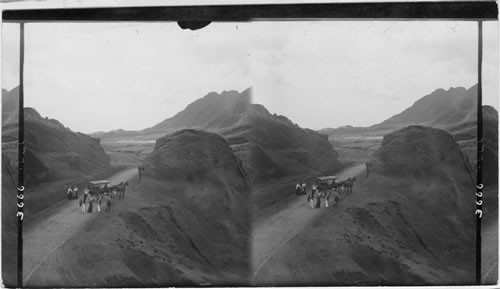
left=67, top=186, right=73, bottom=200
left=106, top=200, right=112, bottom=213
left=80, top=198, right=86, bottom=213
left=88, top=199, right=93, bottom=213
left=301, top=181, right=307, bottom=194
left=83, top=186, right=89, bottom=203
left=325, top=190, right=330, bottom=208
left=310, top=185, right=317, bottom=208
left=97, top=197, right=102, bottom=212
left=295, top=182, right=301, bottom=195
left=122, top=181, right=128, bottom=198
left=73, top=185, right=79, bottom=199
left=315, top=190, right=322, bottom=208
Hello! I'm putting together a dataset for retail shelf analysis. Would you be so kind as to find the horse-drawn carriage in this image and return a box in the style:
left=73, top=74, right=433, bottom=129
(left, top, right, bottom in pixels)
left=315, top=175, right=357, bottom=195
left=315, top=176, right=338, bottom=191
left=88, top=179, right=129, bottom=199
left=88, top=180, right=111, bottom=196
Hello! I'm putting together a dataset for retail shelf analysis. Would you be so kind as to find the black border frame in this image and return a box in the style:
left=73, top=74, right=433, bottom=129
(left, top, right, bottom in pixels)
left=2, top=1, right=497, bottom=287
left=2, top=2, right=498, bottom=22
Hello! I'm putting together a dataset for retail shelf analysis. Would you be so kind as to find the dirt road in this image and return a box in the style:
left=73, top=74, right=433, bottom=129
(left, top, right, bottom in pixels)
left=482, top=212, right=498, bottom=284
left=23, top=167, right=138, bottom=284
left=251, top=163, right=366, bottom=280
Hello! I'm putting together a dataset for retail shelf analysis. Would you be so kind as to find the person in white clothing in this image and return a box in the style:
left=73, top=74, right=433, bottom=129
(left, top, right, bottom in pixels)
left=80, top=198, right=86, bottom=213
left=309, top=185, right=318, bottom=208
left=67, top=186, right=73, bottom=200
left=73, top=185, right=79, bottom=199
left=97, top=197, right=102, bottom=212
left=83, top=187, right=89, bottom=203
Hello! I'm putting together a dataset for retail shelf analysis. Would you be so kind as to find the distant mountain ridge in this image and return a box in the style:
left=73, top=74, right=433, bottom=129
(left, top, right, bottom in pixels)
left=320, top=84, right=479, bottom=135
left=375, top=85, right=477, bottom=129
left=95, top=88, right=340, bottom=183
left=92, top=89, right=251, bottom=140
left=148, top=89, right=251, bottom=132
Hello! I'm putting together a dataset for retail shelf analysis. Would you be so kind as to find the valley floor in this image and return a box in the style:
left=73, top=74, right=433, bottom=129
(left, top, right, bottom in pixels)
left=23, top=168, right=138, bottom=285
left=251, top=163, right=367, bottom=283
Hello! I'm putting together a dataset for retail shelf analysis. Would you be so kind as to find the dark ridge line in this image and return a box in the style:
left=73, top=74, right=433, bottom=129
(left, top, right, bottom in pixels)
left=165, top=206, right=213, bottom=266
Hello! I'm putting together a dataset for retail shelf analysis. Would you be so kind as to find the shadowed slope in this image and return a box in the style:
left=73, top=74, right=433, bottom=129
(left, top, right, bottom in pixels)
left=255, top=126, right=474, bottom=286
left=137, top=129, right=251, bottom=285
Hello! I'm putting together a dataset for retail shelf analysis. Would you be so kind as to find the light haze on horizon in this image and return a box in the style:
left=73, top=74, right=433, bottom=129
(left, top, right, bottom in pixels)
left=2, top=21, right=498, bottom=133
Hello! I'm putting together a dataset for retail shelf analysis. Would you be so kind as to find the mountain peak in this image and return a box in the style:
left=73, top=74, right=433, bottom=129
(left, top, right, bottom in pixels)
left=374, top=84, right=477, bottom=129
left=149, top=88, right=251, bottom=132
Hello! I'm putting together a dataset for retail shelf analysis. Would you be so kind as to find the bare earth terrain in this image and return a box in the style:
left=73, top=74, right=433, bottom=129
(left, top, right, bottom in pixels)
left=2, top=85, right=496, bottom=286
left=252, top=163, right=366, bottom=282
left=482, top=207, right=499, bottom=284
left=23, top=168, right=138, bottom=285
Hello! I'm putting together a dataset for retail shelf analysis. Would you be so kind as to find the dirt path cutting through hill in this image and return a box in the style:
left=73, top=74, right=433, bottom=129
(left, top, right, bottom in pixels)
left=23, top=167, right=138, bottom=284
left=251, top=163, right=366, bottom=281
left=482, top=212, right=498, bottom=284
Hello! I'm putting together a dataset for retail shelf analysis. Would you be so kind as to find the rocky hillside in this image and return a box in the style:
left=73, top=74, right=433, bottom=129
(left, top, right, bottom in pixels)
left=2, top=87, right=112, bottom=185
left=1, top=87, right=112, bottom=286
left=1, top=152, right=18, bottom=287
left=11, top=108, right=113, bottom=185
left=369, top=126, right=472, bottom=177
left=24, top=130, right=251, bottom=286
left=256, top=126, right=475, bottom=285
left=367, top=126, right=474, bottom=222
left=152, top=89, right=340, bottom=182
left=137, top=129, right=250, bottom=284
left=241, top=103, right=340, bottom=182
left=146, top=129, right=248, bottom=191
left=96, top=88, right=341, bottom=183
left=482, top=106, right=498, bottom=187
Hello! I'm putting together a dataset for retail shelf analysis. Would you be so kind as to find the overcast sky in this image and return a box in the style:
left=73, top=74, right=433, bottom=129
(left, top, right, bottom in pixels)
left=2, top=21, right=498, bottom=133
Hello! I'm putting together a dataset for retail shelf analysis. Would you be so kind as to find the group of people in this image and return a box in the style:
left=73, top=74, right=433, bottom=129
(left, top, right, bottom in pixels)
left=295, top=181, right=307, bottom=195
left=79, top=194, right=112, bottom=214
left=306, top=183, right=349, bottom=209
left=70, top=185, right=113, bottom=214
left=66, top=185, right=80, bottom=200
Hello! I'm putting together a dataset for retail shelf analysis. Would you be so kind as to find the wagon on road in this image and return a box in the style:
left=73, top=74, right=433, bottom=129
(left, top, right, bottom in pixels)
left=315, top=176, right=338, bottom=191
left=88, top=180, right=111, bottom=196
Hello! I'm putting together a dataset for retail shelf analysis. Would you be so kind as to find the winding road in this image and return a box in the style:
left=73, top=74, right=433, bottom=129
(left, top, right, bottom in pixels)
left=23, top=168, right=138, bottom=284
left=251, top=163, right=366, bottom=281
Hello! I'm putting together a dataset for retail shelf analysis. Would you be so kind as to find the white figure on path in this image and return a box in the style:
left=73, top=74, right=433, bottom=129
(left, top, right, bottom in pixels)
left=80, top=198, right=86, bottom=213
left=73, top=185, right=79, bottom=199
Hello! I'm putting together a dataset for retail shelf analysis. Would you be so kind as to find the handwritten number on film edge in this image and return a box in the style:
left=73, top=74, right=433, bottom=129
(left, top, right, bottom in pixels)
left=17, top=186, right=24, bottom=221
left=475, top=184, right=483, bottom=219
